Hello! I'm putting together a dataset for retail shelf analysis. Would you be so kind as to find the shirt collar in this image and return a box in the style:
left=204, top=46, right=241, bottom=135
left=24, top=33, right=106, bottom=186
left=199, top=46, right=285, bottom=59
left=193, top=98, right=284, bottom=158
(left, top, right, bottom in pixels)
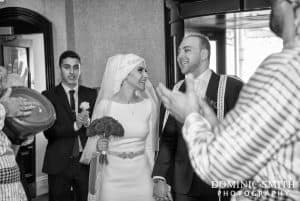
left=196, top=68, right=211, bottom=82
left=186, top=68, right=212, bottom=83
left=61, top=83, right=79, bottom=95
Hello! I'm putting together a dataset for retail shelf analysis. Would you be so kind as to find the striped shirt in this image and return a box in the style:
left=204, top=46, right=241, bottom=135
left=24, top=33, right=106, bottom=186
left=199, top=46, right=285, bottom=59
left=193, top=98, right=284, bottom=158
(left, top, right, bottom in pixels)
left=182, top=47, right=300, bottom=201
left=0, top=104, right=27, bottom=201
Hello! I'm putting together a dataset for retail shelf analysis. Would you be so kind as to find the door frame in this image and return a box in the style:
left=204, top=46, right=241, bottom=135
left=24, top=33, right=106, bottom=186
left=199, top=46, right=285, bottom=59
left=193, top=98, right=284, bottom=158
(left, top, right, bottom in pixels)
left=0, top=7, right=55, bottom=90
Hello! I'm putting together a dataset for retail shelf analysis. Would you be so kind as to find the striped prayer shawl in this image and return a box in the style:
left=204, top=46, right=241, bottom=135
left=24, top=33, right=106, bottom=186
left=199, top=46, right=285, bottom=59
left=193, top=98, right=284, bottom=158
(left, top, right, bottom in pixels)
left=182, top=47, right=300, bottom=201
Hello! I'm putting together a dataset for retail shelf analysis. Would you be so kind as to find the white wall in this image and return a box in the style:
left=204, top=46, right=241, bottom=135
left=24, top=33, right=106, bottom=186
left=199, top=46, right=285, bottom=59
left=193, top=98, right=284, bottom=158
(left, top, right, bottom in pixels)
left=73, top=0, right=166, bottom=88
left=1, top=0, right=166, bottom=88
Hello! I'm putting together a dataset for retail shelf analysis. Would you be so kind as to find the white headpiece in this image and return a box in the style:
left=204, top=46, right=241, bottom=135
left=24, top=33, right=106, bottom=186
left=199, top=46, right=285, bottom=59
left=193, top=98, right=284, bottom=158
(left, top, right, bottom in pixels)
left=92, top=53, right=159, bottom=146
left=93, top=54, right=148, bottom=108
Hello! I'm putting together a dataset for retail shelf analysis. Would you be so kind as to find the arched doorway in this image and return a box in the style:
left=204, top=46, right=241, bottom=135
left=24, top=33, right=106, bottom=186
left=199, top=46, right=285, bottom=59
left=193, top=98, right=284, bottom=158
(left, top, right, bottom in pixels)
left=0, top=7, right=55, bottom=89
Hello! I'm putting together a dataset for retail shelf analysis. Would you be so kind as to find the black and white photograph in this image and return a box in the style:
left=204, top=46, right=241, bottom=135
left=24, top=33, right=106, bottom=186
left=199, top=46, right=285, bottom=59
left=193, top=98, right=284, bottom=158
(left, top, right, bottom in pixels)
left=0, top=0, right=299, bottom=201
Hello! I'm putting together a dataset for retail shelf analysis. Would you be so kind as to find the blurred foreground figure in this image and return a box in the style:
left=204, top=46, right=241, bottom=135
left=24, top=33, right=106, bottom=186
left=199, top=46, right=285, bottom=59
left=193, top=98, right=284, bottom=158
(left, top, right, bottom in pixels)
left=0, top=66, right=35, bottom=201
left=157, top=0, right=300, bottom=200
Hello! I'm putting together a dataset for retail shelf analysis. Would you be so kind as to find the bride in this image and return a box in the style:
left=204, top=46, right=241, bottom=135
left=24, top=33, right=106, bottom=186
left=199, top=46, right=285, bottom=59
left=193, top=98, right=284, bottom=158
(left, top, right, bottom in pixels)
left=80, top=54, right=159, bottom=201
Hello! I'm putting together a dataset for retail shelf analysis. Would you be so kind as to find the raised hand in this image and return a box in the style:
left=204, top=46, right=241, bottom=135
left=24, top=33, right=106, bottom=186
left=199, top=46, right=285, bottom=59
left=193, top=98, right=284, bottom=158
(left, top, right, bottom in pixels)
left=0, top=87, right=35, bottom=117
left=0, top=63, right=28, bottom=88
left=0, top=66, right=8, bottom=89
left=7, top=61, right=28, bottom=87
left=76, top=110, right=90, bottom=129
left=156, top=74, right=200, bottom=123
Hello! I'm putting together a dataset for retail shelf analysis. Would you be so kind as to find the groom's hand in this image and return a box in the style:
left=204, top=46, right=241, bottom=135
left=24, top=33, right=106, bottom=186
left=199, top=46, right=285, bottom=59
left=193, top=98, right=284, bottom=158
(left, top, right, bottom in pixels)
left=76, top=111, right=89, bottom=129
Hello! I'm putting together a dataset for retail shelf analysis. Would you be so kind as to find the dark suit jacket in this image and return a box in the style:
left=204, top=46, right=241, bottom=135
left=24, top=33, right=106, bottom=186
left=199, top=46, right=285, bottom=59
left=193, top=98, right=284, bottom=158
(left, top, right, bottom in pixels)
left=42, top=84, right=97, bottom=175
left=153, top=72, right=243, bottom=198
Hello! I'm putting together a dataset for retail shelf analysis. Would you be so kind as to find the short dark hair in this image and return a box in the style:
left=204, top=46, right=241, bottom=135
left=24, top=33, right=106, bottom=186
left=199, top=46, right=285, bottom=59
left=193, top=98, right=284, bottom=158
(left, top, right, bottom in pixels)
left=185, top=33, right=211, bottom=59
left=59, top=50, right=81, bottom=67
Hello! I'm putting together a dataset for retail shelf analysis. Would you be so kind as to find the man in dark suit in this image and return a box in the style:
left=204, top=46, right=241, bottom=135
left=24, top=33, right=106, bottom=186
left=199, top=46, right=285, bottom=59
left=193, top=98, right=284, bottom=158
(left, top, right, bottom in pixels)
left=152, top=33, right=243, bottom=201
left=42, top=50, right=97, bottom=201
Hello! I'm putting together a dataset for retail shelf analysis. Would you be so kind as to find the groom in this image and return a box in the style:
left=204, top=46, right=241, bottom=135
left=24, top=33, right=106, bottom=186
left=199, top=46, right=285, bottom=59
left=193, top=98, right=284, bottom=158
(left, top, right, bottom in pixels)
left=42, top=50, right=97, bottom=201
left=153, top=33, right=243, bottom=201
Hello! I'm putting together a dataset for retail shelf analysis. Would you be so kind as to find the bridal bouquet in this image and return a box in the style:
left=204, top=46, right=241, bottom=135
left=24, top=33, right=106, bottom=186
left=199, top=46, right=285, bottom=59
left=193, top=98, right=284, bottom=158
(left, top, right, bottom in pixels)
left=87, top=116, right=124, bottom=164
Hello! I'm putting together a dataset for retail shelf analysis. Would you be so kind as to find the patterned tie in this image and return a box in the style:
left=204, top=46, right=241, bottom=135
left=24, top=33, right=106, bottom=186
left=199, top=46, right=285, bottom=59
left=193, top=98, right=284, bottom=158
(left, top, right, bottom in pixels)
left=69, top=90, right=79, bottom=157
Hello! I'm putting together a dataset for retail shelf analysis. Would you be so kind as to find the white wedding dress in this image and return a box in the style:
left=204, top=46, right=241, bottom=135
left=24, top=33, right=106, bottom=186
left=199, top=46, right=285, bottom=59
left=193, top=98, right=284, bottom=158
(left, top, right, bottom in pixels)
left=88, top=99, right=155, bottom=201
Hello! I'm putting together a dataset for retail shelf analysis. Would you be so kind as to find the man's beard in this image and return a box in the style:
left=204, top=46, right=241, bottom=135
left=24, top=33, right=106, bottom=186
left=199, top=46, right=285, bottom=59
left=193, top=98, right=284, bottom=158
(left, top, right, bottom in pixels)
left=269, top=11, right=283, bottom=37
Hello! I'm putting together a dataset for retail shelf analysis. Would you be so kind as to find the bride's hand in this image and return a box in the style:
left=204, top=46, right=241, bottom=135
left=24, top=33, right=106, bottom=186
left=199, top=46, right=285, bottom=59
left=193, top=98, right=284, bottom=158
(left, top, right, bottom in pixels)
left=153, top=179, right=170, bottom=201
left=96, top=137, right=109, bottom=152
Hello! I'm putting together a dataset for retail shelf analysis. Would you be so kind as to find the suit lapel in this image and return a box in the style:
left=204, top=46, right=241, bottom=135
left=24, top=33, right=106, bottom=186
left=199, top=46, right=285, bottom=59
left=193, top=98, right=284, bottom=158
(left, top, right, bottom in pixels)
left=56, top=84, right=74, bottom=120
left=179, top=81, right=186, bottom=92
left=178, top=74, right=219, bottom=111
left=206, top=72, right=220, bottom=112
left=159, top=104, right=166, bottom=134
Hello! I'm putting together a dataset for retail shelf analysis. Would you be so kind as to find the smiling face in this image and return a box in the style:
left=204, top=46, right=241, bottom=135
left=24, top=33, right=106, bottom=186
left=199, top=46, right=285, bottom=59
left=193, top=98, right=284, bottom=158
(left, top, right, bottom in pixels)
left=177, top=36, right=210, bottom=77
left=125, top=63, right=148, bottom=91
left=60, top=57, right=81, bottom=88
left=177, top=36, right=201, bottom=75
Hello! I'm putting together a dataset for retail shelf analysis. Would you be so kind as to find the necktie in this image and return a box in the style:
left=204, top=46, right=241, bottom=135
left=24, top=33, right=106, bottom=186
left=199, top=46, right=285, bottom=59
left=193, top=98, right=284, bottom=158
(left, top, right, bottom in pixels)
left=69, top=90, right=76, bottom=119
left=69, top=90, right=79, bottom=157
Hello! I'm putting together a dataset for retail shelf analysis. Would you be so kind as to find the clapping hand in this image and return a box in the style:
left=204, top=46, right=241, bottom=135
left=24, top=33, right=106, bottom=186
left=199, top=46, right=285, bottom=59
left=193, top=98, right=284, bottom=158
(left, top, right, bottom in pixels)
left=156, top=74, right=218, bottom=126
left=0, top=65, right=35, bottom=118
left=76, top=110, right=90, bottom=129
left=156, top=74, right=200, bottom=123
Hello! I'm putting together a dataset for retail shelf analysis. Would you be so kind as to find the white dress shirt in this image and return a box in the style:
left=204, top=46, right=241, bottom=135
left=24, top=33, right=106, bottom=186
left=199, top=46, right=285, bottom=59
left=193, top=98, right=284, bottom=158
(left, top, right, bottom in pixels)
left=190, top=68, right=212, bottom=99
